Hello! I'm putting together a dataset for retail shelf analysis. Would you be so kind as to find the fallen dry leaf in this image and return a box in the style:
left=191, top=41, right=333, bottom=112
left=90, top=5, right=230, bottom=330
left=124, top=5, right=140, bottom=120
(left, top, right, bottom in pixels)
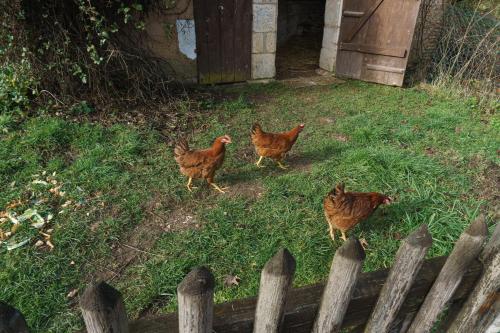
left=61, top=200, right=72, bottom=208
left=90, top=222, right=100, bottom=232
left=32, top=180, right=49, bottom=186
left=10, top=223, right=20, bottom=234
left=6, top=200, right=23, bottom=210
left=67, top=289, right=78, bottom=299
left=49, top=185, right=63, bottom=196
left=359, top=238, right=369, bottom=250
left=7, top=238, right=30, bottom=251
left=223, top=275, right=241, bottom=287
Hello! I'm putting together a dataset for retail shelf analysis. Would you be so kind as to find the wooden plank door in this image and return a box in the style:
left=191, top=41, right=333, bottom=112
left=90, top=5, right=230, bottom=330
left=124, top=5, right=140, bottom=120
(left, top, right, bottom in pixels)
left=336, top=0, right=422, bottom=86
left=193, top=0, right=252, bottom=84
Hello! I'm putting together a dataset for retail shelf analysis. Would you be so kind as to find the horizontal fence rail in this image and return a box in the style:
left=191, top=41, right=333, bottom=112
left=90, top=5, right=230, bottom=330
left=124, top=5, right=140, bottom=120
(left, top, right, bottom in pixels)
left=1, top=217, right=498, bottom=333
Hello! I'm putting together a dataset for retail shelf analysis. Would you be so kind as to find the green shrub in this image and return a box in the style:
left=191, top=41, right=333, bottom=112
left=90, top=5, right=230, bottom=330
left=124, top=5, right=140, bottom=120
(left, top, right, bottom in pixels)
left=1, top=4, right=38, bottom=127
left=0, top=59, right=37, bottom=115
left=70, top=101, right=95, bottom=115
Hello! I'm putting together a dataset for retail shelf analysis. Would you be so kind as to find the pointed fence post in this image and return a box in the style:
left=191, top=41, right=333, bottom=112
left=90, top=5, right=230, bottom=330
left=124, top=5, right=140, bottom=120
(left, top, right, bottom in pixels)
left=364, top=224, right=433, bottom=333
left=0, top=302, right=29, bottom=333
left=447, top=221, right=500, bottom=333
left=177, top=266, right=214, bottom=333
left=80, top=281, right=128, bottom=333
left=481, top=219, right=500, bottom=262
left=312, top=237, right=366, bottom=333
left=406, top=216, right=488, bottom=333
left=253, top=248, right=296, bottom=333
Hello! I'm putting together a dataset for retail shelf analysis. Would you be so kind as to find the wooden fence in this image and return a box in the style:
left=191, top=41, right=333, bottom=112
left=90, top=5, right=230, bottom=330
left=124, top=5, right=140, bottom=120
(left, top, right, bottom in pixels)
left=1, top=216, right=499, bottom=333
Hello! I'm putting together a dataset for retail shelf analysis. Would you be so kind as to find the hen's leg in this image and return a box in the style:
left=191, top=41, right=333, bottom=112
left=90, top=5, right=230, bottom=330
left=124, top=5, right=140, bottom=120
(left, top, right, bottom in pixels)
left=340, top=231, right=348, bottom=242
left=186, top=177, right=198, bottom=192
left=255, top=156, right=265, bottom=168
left=329, top=224, right=335, bottom=241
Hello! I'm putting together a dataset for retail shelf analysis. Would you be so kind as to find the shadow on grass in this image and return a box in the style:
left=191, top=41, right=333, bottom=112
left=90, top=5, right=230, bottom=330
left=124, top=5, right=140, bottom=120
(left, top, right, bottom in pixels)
left=225, top=144, right=343, bottom=184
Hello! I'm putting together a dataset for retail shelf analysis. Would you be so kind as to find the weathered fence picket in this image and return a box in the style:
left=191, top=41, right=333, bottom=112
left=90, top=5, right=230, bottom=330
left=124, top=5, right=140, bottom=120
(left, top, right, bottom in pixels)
left=79, top=282, right=129, bottom=333
left=406, top=215, right=488, bottom=333
left=481, top=215, right=500, bottom=262
left=177, top=266, right=214, bottom=333
left=312, top=237, right=365, bottom=333
left=447, top=221, right=500, bottom=333
left=253, top=248, right=296, bottom=333
left=364, top=224, right=432, bottom=333
left=0, top=217, right=496, bottom=333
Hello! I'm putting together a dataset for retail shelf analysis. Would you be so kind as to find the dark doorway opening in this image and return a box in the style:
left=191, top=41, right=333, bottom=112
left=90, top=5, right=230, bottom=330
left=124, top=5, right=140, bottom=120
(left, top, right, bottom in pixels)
left=276, top=0, right=326, bottom=79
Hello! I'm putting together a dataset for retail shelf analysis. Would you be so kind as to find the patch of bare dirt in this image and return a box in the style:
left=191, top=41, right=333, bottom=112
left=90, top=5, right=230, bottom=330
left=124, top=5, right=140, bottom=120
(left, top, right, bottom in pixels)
left=234, top=145, right=257, bottom=164
left=332, top=133, right=349, bottom=142
left=319, top=116, right=336, bottom=125
left=287, top=153, right=313, bottom=172
left=282, top=75, right=344, bottom=88
left=226, top=181, right=265, bottom=200
left=92, top=196, right=199, bottom=282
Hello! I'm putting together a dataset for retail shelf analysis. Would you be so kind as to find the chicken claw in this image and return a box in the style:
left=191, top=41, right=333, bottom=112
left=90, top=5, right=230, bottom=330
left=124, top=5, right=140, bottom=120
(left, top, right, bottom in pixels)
left=210, top=183, right=228, bottom=194
left=277, top=161, right=289, bottom=170
left=340, top=231, right=348, bottom=242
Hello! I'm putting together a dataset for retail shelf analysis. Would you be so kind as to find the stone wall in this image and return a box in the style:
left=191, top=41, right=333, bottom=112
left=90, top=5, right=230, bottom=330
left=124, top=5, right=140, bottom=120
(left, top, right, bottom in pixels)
left=252, top=0, right=278, bottom=80
left=408, top=0, right=448, bottom=76
left=142, top=0, right=197, bottom=82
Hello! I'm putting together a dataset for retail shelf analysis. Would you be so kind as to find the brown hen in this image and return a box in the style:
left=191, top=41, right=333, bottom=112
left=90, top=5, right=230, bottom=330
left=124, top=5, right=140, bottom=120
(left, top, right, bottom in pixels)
left=251, top=123, right=304, bottom=169
left=174, top=135, right=231, bottom=193
left=324, top=183, right=392, bottom=243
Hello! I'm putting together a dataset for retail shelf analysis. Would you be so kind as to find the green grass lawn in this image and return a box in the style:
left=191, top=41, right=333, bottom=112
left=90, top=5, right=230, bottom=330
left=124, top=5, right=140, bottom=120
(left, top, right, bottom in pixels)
left=0, top=81, right=498, bottom=332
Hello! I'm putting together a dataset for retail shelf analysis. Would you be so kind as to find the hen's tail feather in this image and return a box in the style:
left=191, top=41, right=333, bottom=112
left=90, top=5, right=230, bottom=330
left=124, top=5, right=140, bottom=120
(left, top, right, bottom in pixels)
left=328, top=185, right=343, bottom=198
left=251, top=123, right=262, bottom=136
left=174, top=139, right=189, bottom=157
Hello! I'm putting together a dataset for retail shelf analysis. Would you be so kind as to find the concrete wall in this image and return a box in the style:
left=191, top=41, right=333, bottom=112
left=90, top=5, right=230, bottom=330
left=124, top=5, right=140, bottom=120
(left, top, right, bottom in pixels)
left=252, top=0, right=278, bottom=80
left=142, top=0, right=197, bottom=83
